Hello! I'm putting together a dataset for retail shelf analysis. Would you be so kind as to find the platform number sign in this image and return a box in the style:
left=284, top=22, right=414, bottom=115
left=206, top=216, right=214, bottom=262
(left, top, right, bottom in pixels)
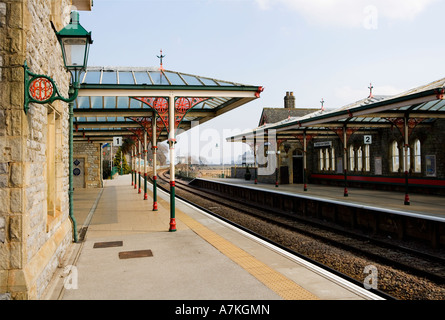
left=364, top=135, right=372, bottom=145
left=113, top=136, right=123, bottom=147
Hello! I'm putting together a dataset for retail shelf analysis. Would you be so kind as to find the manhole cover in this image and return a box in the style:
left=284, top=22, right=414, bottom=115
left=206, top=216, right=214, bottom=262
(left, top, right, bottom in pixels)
left=118, top=249, right=153, bottom=259
left=93, top=241, right=123, bottom=248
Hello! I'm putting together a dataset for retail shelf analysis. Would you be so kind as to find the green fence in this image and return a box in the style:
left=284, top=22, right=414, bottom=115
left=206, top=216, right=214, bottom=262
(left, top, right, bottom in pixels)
left=111, top=166, right=119, bottom=179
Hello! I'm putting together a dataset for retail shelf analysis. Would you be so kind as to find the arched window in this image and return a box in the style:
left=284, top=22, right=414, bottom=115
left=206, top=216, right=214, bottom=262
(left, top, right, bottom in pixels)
left=364, top=145, right=370, bottom=171
left=324, top=148, right=330, bottom=170
left=349, top=145, right=355, bottom=171
left=391, top=141, right=399, bottom=172
left=331, top=148, right=336, bottom=171
left=357, top=146, right=363, bottom=171
left=413, top=139, right=421, bottom=172
left=319, top=149, right=324, bottom=170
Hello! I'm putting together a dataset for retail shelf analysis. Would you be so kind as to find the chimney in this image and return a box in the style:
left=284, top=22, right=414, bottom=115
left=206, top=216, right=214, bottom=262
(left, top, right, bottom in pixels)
left=284, top=91, right=295, bottom=109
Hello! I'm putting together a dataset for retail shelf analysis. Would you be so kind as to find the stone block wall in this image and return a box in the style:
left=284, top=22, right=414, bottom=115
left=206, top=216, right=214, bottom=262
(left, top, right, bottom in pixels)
left=0, top=0, right=75, bottom=300
left=73, top=142, right=102, bottom=188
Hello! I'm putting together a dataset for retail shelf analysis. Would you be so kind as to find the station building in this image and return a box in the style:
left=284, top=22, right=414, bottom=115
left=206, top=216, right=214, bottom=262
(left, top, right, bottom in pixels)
left=228, top=81, right=445, bottom=198
left=0, top=0, right=93, bottom=300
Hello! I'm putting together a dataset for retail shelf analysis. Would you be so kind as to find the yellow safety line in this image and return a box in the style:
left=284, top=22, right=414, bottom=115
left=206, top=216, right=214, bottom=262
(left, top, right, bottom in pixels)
left=176, top=210, right=319, bottom=300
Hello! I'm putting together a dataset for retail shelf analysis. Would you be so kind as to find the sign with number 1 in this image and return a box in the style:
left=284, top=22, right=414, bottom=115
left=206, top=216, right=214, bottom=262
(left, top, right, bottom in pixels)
left=113, top=136, right=122, bottom=146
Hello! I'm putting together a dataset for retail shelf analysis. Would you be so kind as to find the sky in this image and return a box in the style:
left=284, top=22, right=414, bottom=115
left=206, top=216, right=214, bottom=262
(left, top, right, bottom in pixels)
left=77, top=0, right=445, bottom=163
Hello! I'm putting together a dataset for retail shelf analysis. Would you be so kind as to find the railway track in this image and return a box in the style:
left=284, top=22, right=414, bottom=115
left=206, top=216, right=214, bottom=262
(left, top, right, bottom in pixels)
left=154, top=170, right=445, bottom=300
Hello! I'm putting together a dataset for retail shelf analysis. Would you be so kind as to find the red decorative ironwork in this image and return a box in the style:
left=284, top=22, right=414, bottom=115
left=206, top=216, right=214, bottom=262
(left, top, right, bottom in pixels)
left=385, top=117, right=426, bottom=138
left=277, top=138, right=287, bottom=148
left=126, top=127, right=145, bottom=143
left=153, top=98, right=168, bottom=114
left=175, top=97, right=190, bottom=114
left=293, top=134, right=314, bottom=145
left=132, top=96, right=210, bottom=134
left=29, top=77, right=54, bottom=101
left=330, top=127, right=358, bottom=144
left=255, top=86, right=264, bottom=98
left=128, top=116, right=164, bottom=144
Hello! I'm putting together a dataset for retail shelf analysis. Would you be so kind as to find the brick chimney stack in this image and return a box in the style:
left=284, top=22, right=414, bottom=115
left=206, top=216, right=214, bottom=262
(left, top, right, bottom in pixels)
left=284, top=91, right=295, bottom=109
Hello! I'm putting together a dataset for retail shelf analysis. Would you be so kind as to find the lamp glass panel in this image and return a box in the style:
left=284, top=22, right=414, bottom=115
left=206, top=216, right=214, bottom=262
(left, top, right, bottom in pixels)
left=62, top=38, right=87, bottom=68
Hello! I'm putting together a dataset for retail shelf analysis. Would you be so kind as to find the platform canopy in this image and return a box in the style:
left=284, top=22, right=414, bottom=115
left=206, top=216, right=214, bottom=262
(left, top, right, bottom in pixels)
left=227, top=77, right=445, bottom=144
left=73, top=66, right=263, bottom=143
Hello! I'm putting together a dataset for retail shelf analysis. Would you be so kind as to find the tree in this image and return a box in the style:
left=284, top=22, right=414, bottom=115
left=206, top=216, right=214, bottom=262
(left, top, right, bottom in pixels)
left=113, top=147, right=131, bottom=174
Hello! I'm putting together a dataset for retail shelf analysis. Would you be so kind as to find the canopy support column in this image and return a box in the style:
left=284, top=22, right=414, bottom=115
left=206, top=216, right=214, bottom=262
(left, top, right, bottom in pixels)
left=275, top=139, right=279, bottom=188
left=152, top=117, right=158, bottom=211
left=404, top=115, right=410, bottom=205
left=303, top=131, right=307, bottom=191
left=138, top=140, right=142, bottom=193
left=168, top=96, right=177, bottom=232
left=131, top=149, right=133, bottom=186
left=343, top=125, right=348, bottom=197
left=134, top=146, right=137, bottom=189
left=120, top=151, right=123, bottom=175
left=144, top=131, right=148, bottom=200
left=254, top=135, right=258, bottom=184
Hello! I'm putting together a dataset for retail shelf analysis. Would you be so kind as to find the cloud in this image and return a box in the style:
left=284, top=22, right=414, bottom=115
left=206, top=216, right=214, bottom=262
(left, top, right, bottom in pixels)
left=255, top=0, right=439, bottom=28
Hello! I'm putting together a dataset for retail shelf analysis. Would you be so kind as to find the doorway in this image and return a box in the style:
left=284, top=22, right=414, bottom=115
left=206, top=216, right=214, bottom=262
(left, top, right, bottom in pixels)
left=73, top=158, right=85, bottom=188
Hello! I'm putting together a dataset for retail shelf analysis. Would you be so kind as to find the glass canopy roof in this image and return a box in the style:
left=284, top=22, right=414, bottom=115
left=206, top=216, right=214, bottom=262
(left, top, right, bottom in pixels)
left=227, top=77, right=445, bottom=143
left=74, top=67, right=263, bottom=143
left=79, top=67, right=246, bottom=86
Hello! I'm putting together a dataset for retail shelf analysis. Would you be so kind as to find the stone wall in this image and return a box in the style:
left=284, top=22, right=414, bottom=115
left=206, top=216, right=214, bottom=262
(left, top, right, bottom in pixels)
left=0, top=0, right=76, bottom=300
left=73, top=142, right=102, bottom=188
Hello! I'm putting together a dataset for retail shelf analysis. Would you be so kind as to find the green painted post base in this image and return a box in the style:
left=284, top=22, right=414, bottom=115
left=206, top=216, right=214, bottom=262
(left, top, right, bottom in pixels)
left=169, top=183, right=176, bottom=232
left=144, top=173, right=148, bottom=200
left=153, top=176, right=158, bottom=211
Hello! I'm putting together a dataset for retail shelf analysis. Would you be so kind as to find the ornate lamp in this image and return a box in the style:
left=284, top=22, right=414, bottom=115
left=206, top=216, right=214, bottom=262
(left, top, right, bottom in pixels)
left=24, top=11, right=92, bottom=113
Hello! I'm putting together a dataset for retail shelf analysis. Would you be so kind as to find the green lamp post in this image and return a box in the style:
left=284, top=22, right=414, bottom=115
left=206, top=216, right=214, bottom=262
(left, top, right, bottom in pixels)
left=24, top=10, right=92, bottom=113
left=23, top=11, right=92, bottom=243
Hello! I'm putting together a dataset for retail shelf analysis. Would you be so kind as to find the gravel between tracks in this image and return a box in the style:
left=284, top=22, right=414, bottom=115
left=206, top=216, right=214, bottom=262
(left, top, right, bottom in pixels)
left=170, top=180, right=445, bottom=300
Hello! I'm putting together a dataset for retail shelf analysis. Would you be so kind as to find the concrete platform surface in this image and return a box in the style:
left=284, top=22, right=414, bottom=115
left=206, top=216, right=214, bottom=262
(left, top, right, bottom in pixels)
left=44, top=174, right=381, bottom=301
left=206, top=177, right=445, bottom=220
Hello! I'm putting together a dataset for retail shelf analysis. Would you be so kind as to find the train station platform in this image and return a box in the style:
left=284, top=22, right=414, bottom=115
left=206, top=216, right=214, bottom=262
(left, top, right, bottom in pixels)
left=43, top=174, right=382, bottom=302
left=205, top=177, right=445, bottom=221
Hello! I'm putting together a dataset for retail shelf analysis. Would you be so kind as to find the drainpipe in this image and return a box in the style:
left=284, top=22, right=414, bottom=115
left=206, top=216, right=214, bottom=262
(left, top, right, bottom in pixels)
left=69, top=101, right=78, bottom=242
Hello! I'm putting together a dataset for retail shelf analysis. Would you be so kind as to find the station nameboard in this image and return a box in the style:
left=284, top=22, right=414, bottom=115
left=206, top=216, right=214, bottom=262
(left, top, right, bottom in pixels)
left=314, top=141, right=332, bottom=147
